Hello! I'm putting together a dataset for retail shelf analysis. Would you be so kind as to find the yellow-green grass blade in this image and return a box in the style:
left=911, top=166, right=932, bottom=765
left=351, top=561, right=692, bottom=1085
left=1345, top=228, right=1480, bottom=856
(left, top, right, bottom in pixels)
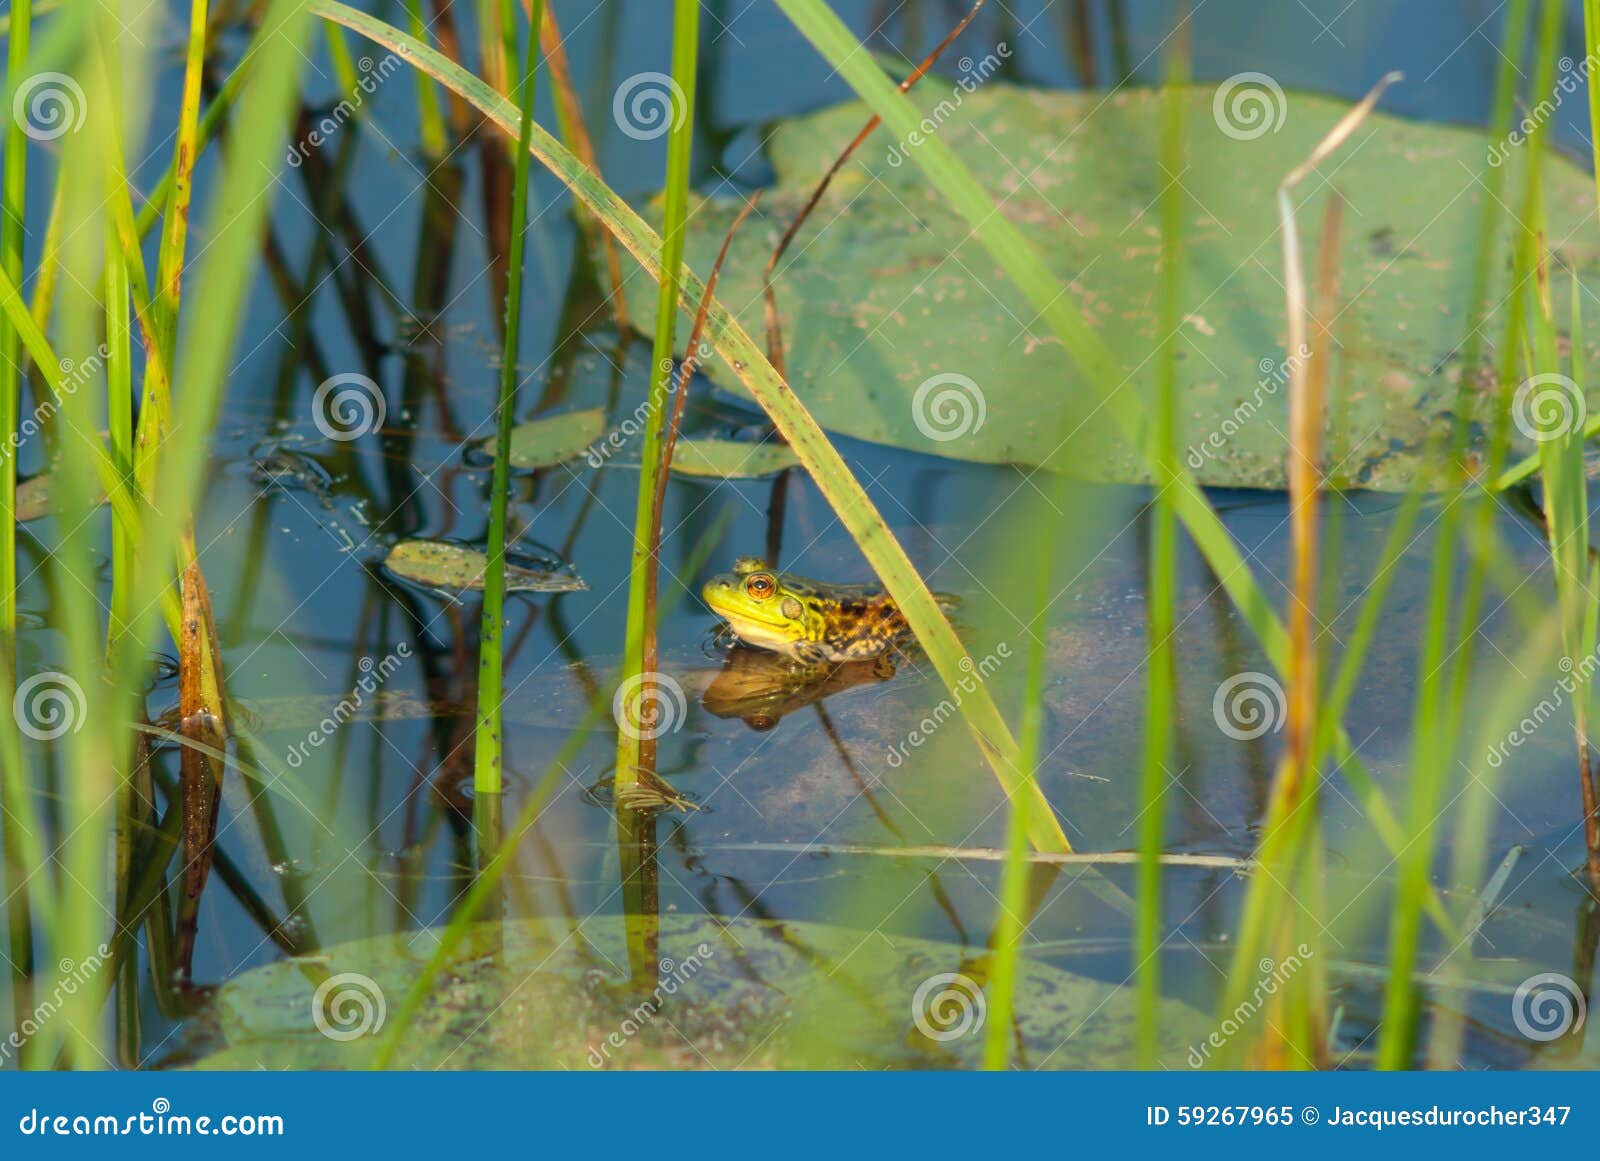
left=1135, top=28, right=1188, bottom=1065
left=771, top=0, right=1445, bottom=924
left=1, top=0, right=38, bottom=1064
left=475, top=0, right=544, bottom=794
left=614, top=0, right=696, bottom=801
left=152, top=0, right=208, bottom=356
left=310, top=0, right=1072, bottom=852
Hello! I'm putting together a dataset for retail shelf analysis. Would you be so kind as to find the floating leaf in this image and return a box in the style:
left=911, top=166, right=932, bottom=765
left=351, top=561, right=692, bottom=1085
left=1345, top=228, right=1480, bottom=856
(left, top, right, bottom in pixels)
left=192, top=915, right=1211, bottom=1069
left=670, top=437, right=800, bottom=478
left=383, top=539, right=586, bottom=593
left=14, top=471, right=107, bottom=523
left=482, top=407, right=605, bottom=468
left=15, top=474, right=55, bottom=523
left=630, top=85, right=1600, bottom=491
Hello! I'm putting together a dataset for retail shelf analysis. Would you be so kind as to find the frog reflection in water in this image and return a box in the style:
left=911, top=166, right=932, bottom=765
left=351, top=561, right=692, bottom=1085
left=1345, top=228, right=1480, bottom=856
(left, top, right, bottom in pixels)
left=699, top=557, right=959, bottom=729
left=701, top=645, right=896, bottom=730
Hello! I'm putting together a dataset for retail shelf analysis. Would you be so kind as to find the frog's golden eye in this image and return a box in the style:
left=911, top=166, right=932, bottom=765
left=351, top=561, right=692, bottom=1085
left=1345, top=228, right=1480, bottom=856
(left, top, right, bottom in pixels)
left=745, top=572, right=776, bottom=601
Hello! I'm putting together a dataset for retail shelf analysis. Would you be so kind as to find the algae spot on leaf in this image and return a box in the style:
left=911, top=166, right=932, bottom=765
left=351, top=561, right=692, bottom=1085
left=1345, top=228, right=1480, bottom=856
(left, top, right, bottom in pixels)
left=670, top=437, right=799, bottom=479
left=481, top=407, right=606, bottom=469
left=383, top=539, right=586, bottom=593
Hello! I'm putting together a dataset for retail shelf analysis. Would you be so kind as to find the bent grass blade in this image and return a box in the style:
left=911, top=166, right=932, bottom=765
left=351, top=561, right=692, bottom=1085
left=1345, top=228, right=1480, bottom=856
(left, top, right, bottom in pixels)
left=310, top=0, right=1072, bottom=853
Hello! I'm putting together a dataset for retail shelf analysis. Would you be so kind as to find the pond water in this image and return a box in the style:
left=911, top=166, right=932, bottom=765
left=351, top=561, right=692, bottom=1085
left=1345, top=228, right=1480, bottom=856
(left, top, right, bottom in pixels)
left=9, top=0, right=1600, bottom=1069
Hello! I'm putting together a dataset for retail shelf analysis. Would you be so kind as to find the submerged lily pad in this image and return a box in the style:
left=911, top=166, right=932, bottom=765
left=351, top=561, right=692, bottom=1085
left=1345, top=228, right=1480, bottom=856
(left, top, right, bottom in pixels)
left=629, top=85, right=1600, bottom=491
left=383, top=539, right=586, bottom=593
left=14, top=471, right=107, bottom=522
left=191, top=915, right=1211, bottom=1069
left=15, top=473, right=56, bottom=523
left=482, top=407, right=606, bottom=468
left=670, top=437, right=799, bottom=478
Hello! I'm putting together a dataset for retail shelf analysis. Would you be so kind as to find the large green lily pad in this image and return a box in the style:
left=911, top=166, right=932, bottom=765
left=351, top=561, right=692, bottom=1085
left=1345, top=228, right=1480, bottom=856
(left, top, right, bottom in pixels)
left=628, top=85, right=1600, bottom=491
left=191, top=915, right=1211, bottom=1069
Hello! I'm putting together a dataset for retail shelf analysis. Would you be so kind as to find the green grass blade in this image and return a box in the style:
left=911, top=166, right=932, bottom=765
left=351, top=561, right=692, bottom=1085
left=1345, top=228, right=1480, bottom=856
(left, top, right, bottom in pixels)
left=1136, top=28, right=1187, bottom=1065
left=374, top=517, right=731, bottom=1065
left=323, top=21, right=360, bottom=100
left=768, top=0, right=1440, bottom=908
left=152, top=0, right=208, bottom=355
left=307, top=0, right=1074, bottom=851
left=1451, top=0, right=1529, bottom=457
left=981, top=535, right=1051, bottom=1070
left=475, top=0, right=544, bottom=794
left=134, top=0, right=312, bottom=629
left=132, top=60, right=248, bottom=238
left=772, top=0, right=1120, bottom=387
left=404, top=0, right=447, bottom=158
left=1377, top=0, right=1561, bottom=1069
left=0, top=0, right=37, bottom=1067
left=2, top=0, right=30, bottom=635
left=44, top=13, right=127, bottom=1061
left=1585, top=0, right=1600, bottom=221
left=614, top=0, right=697, bottom=800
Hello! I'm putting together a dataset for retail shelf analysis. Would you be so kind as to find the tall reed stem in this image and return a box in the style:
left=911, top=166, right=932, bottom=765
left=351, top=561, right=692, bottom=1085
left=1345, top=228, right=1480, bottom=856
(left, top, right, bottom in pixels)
left=1136, top=15, right=1186, bottom=1064
left=475, top=0, right=544, bottom=794
left=0, top=0, right=35, bottom=1065
left=614, top=0, right=697, bottom=795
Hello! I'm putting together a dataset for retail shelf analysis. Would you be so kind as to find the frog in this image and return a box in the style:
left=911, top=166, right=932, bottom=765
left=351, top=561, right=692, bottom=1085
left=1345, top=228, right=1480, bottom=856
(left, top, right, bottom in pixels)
left=701, top=557, right=958, bottom=664
left=249, top=445, right=335, bottom=509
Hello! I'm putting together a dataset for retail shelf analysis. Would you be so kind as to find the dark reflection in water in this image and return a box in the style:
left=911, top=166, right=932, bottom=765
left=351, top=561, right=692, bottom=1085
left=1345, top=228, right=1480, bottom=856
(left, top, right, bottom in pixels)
left=701, top=645, right=898, bottom=731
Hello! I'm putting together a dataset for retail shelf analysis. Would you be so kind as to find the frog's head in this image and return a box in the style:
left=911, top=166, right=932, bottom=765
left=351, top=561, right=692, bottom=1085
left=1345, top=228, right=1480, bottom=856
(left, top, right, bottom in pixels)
left=702, top=557, right=817, bottom=653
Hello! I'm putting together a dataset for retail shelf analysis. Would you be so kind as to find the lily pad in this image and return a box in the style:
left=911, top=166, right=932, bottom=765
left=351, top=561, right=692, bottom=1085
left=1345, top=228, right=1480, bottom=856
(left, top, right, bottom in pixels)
left=190, top=915, right=1212, bottom=1069
left=628, top=85, right=1600, bottom=491
left=383, top=539, right=586, bottom=593
left=482, top=407, right=606, bottom=468
left=15, top=473, right=56, bottom=523
left=14, top=471, right=106, bottom=522
left=671, top=437, right=800, bottom=478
